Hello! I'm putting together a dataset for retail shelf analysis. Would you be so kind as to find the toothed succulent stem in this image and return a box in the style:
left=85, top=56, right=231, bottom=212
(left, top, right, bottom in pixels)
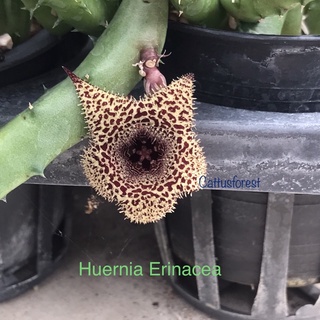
left=0, top=0, right=168, bottom=200
left=221, top=0, right=304, bottom=35
left=21, top=0, right=72, bottom=35
left=22, top=0, right=121, bottom=36
left=170, top=0, right=228, bottom=28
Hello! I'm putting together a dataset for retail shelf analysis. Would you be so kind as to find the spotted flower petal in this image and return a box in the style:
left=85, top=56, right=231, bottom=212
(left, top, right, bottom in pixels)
left=64, top=68, right=207, bottom=224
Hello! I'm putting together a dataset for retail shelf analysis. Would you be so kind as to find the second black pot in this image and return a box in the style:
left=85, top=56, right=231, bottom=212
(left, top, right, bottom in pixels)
left=162, top=21, right=320, bottom=113
left=0, top=30, right=89, bottom=87
left=166, top=191, right=320, bottom=288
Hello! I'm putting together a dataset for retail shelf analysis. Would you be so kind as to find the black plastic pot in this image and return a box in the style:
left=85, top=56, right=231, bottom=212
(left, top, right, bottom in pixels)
left=155, top=191, right=320, bottom=319
left=164, top=192, right=320, bottom=287
left=212, top=191, right=320, bottom=287
left=0, top=29, right=89, bottom=87
left=162, top=21, right=320, bottom=112
left=0, top=184, right=71, bottom=302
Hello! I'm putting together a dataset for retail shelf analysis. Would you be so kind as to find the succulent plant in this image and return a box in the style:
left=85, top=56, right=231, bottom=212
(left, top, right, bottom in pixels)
left=21, top=0, right=121, bottom=36
left=2, top=0, right=320, bottom=215
left=0, top=0, right=168, bottom=201
left=220, top=0, right=301, bottom=22
left=170, top=0, right=320, bottom=36
left=64, top=67, right=206, bottom=223
left=238, top=2, right=302, bottom=35
left=21, top=0, right=72, bottom=35
left=170, top=0, right=228, bottom=29
left=1, top=0, right=207, bottom=224
left=303, top=0, right=320, bottom=34
left=226, top=0, right=320, bottom=35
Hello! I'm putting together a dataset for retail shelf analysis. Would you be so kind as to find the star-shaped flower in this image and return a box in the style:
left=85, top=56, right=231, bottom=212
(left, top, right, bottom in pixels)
left=64, top=68, right=207, bottom=223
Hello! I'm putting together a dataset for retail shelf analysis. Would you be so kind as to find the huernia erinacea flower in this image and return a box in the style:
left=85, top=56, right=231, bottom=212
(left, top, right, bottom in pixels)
left=64, top=67, right=207, bottom=224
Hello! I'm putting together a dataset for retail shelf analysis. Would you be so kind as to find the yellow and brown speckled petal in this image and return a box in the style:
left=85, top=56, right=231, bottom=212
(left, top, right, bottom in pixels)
left=64, top=67, right=207, bottom=224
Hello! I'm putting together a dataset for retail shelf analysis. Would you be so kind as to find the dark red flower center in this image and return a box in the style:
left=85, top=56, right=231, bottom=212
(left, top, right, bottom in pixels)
left=121, top=130, right=166, bottom=175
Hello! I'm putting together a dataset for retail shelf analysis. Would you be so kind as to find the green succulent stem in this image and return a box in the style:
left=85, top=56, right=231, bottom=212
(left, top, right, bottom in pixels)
left=170, top=0, right=227, bottom=29
left=238, top=3, right=302, bottom=35
left=221, top=0, right=302, bottom=23
left=0, top=0, right=168, bottom=200
left=303, top=0, right=320, bottom=34
left=42, top=0, right=120, bottom=36
left=21, top=0, right=73, bottom=35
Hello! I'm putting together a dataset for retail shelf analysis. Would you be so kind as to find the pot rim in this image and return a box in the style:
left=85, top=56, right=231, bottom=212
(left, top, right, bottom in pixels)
left=0, top=29, right=59, bottom=72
